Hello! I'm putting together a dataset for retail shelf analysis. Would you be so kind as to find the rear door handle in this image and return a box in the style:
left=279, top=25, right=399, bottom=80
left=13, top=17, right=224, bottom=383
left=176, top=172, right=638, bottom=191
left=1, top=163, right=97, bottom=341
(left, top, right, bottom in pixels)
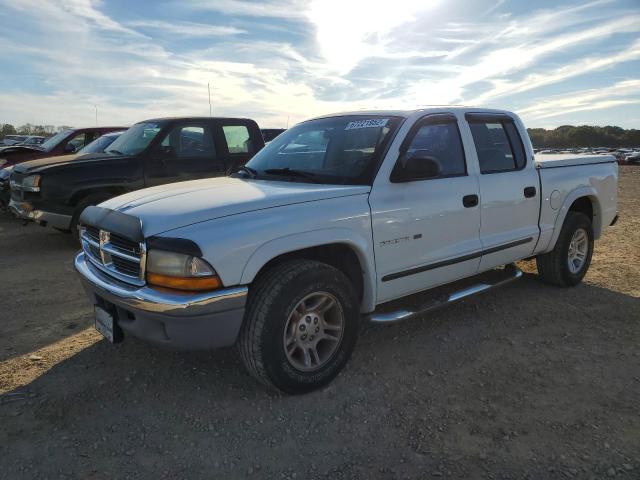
left=463, top=194, right=479, bottom=208
left=524, top=186, right=536, bottom=198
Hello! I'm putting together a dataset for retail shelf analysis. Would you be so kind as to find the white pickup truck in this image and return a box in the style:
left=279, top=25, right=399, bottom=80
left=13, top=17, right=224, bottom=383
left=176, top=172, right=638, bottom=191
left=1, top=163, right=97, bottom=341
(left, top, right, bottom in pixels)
left=75, top=108, right=618, bottom=394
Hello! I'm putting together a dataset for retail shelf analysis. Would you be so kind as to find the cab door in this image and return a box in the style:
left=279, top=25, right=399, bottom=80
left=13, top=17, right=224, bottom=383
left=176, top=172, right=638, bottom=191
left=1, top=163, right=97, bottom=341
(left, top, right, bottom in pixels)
left=144, top=122, right=224, bottom=187
left=464, top=113, right=540, bottom=270
left=369, top=114, right=482, bottom=304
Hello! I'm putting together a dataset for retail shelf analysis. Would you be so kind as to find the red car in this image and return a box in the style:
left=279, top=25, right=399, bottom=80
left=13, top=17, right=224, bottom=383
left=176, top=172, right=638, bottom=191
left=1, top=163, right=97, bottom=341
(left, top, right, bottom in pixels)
left=0, top=126, right=126, bottom=168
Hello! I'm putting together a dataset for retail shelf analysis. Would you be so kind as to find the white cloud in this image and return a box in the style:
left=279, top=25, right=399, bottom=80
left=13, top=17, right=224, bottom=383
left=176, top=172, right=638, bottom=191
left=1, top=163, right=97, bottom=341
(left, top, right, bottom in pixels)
left=470, top=40, right=640, bottom=105
left=184, top=0, right=306, bottom=19
left=306, top=0, right=441, bottom=74
left=126, top=20, right=246, bottom=37
left=519, top=80, right=640, bottom=120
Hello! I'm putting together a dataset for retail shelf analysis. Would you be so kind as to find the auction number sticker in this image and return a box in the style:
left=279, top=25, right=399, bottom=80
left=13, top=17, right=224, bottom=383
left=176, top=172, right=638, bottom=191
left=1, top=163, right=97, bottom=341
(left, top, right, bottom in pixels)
left=345, top=118, right=389, bottom=130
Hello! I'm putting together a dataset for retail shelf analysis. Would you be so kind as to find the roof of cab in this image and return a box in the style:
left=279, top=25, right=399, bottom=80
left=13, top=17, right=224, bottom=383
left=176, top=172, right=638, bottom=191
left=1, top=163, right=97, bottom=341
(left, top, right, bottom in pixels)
left=312, top=106, right=515, bottom=120
left=139, top=116, right=256, bottom=123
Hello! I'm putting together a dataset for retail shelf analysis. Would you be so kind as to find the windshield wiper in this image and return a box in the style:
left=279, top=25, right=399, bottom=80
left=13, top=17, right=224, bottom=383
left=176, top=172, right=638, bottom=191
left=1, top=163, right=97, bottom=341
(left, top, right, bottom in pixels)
left=106, top=149, right=124, bottom=155
left=236, top=165, right=258, bottom=178
left=264, top=168, right=321, bottom=183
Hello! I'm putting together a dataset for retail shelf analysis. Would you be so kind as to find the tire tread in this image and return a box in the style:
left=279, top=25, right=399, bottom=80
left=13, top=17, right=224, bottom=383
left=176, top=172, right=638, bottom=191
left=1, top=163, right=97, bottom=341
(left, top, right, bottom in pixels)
left=536, top=211, right=593, bottom=287
left=238, top=260, right=337, bottom=390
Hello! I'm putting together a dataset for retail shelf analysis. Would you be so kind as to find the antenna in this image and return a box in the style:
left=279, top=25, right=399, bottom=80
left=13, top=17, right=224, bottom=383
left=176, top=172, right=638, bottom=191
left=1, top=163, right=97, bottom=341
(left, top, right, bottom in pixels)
left=286, top=115, right=290, bottom=129
left=95, top=105, right=98, bottom=126
left=208, top=83, right=212, bottom=117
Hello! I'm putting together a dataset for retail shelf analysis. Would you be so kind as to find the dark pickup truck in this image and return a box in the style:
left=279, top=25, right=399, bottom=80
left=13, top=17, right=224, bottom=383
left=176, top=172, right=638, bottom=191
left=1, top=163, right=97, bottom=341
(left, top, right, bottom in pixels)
left=0, top=126, right=125, bottom=168
left=9, top=117, right=264, bottom=234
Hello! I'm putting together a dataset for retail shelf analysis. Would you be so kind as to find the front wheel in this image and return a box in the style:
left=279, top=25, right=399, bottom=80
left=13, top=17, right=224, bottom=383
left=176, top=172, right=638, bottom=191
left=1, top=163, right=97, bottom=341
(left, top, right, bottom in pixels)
left=536, top=212, right=594, bottom=287
left=238, top=260, right=360, bottom=394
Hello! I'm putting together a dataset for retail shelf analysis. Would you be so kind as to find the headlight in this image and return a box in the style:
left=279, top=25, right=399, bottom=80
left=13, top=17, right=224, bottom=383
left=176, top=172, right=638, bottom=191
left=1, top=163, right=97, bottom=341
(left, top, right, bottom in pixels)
left=146, top=249, right=221, bottom=291
left=0, top=159, right=6, bottom=167
left=21, top=175, right=41, bottom=192
left=0, top=166, right=12, bottom=181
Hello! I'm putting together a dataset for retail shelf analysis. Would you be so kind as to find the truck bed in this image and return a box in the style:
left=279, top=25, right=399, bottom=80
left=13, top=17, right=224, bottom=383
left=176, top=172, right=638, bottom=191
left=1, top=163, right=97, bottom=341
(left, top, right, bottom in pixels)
left=535, top=154, right=616, bottom=169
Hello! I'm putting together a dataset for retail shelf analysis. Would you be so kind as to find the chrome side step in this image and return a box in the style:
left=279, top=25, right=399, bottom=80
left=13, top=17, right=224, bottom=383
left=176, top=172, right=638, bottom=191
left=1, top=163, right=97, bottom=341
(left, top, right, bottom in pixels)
left=367, top=264, right=523, bottom=324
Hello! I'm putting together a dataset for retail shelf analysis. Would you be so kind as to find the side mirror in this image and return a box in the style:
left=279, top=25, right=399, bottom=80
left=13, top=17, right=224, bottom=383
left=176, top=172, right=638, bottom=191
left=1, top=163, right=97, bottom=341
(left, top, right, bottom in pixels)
left=156, top=145, right=176, bottom=158
left=64, top=143, right=78, bottom=153
left=391, top=150, right=441, bottom=182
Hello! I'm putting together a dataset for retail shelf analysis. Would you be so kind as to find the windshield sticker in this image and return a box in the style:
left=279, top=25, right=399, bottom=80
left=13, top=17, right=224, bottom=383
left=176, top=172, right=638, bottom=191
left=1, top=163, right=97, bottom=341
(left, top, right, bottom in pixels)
left=344, top=118, right=389, bottom=130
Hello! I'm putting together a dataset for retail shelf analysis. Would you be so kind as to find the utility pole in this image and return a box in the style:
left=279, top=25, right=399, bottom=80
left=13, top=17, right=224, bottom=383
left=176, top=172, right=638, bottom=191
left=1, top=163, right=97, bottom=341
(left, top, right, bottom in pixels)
left=208, top=83, right=212, bottom=117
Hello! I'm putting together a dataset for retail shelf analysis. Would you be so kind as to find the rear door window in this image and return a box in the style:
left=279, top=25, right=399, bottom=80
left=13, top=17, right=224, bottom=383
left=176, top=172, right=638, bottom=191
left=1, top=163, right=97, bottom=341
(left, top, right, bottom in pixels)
left=468, top=118, right=526, bottom=173
left=223, top=125, right=252, bottom=154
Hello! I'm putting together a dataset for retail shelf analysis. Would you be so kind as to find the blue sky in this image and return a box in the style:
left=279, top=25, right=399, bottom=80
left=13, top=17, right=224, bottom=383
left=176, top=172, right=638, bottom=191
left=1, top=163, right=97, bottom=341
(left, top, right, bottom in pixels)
left=0, top=0, right=638, bottom=129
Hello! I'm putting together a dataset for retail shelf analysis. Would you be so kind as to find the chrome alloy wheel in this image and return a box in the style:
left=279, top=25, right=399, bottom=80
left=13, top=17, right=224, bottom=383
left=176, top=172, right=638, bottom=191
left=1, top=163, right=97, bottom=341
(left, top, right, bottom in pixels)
left=567, top=228, right=589, bottom=274
left=283, top=292, right=344, bottom=372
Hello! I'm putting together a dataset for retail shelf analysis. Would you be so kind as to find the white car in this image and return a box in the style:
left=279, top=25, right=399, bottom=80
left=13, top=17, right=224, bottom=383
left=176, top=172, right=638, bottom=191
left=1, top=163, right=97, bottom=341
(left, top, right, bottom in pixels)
left=75, top=107, right=619, bottom=393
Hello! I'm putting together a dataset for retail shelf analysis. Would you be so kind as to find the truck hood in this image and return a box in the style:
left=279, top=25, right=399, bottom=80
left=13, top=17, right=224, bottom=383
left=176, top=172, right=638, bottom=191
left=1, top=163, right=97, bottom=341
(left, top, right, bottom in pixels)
left=13, top=153, right=129, bottom=174
left=0, top=145, right=42, bottom=154
left=101, top=177, right=371, bottom=237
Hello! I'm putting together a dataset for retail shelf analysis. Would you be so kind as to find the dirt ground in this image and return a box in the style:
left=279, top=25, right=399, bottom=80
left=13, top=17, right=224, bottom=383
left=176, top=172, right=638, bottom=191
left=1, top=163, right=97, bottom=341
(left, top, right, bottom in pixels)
left=0, top=167, right=638, bottom=479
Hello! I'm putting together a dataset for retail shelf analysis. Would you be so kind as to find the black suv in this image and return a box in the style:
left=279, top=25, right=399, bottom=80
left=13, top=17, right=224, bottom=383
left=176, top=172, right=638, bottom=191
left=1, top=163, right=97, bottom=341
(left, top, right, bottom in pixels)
left=9, top=117, right=264, bottom=234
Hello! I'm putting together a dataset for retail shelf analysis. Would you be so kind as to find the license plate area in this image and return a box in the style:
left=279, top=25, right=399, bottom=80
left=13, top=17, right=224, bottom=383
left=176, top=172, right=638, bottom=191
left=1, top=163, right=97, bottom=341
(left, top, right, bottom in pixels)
left=94, top=304, right=123, bottom=343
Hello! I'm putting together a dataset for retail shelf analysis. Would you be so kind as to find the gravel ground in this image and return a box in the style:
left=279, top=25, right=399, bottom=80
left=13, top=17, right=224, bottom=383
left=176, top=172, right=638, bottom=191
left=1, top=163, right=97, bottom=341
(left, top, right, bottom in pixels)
left=0, top=167, right=638, bottom=479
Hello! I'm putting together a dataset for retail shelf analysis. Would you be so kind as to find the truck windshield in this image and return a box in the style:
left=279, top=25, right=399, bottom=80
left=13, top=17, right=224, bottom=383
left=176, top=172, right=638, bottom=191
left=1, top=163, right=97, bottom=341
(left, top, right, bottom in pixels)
left=40, top=130, right=71, bottom=152
left=105, top=123, right=162, bottom=156
left=78, top=132, right=123, bottom=154
left=244, top=115, right=402, bottom=185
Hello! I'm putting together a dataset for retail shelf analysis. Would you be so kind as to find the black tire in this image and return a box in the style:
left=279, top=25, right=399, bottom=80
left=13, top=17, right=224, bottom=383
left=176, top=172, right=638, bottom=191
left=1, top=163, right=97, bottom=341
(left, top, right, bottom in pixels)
left=238, top=259, right=360, bottom=394
left=536, top=212, right=594, bottom=287
left=70, top=194, right=111, bottom=240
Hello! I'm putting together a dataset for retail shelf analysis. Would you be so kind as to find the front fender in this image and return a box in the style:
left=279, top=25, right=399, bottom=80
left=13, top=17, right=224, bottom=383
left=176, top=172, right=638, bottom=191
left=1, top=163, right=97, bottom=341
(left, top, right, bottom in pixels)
left=240, top=228, right=377, bottom=313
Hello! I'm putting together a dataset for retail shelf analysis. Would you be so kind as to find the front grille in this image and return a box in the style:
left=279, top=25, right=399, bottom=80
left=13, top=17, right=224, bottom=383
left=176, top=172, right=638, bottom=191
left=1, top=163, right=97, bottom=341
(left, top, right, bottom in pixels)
left=85, top=225, right=100, bottom=242
left=110, top=233, right=141, bottom=256
left=80, top=225, right=146, bottom=286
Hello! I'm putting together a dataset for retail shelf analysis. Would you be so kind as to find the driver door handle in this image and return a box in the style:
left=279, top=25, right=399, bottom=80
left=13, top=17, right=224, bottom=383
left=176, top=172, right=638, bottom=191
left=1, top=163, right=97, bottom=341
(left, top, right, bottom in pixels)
left=463, top=194, right=479, bottom=208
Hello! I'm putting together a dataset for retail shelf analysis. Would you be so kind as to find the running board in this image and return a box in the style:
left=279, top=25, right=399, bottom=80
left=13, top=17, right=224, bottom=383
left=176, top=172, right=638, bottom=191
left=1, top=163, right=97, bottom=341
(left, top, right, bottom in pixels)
left=367, top=264, right=523, bottom=324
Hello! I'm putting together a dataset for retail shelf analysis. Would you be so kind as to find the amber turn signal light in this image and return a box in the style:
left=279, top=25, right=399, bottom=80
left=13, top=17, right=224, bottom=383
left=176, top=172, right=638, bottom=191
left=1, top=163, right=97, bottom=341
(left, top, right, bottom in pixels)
left=147, top=272, right=222, bottom=292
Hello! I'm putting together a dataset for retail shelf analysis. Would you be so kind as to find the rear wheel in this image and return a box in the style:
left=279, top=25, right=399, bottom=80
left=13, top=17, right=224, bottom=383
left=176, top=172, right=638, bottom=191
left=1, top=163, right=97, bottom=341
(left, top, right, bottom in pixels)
left=536, top=212, right=593, bottom=287
left=238, top=260, right=360, bottom=394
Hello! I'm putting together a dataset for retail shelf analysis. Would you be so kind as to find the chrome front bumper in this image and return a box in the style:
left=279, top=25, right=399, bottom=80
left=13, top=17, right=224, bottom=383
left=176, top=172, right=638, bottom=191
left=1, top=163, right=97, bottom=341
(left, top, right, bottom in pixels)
left=9, top=199, right=72, bottom=230
left=75, top=251, right=248, bottom=349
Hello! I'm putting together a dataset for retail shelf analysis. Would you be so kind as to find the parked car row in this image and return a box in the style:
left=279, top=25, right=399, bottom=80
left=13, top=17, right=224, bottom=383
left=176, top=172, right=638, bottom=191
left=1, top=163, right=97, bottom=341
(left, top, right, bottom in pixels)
left=536, top=147, right=640, bottom=165
left=2, top=108, right=620, bottom=394
left=0, top=135, right=47, bottom=148
left=6, top=117, right=264, bottom=232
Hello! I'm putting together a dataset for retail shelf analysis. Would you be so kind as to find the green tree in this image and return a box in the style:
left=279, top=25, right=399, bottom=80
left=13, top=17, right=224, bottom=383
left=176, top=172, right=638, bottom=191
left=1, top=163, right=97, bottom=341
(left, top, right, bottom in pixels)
left=527, top=125, right=640, bottom=149
left=1, top=124, right=17, bottom=140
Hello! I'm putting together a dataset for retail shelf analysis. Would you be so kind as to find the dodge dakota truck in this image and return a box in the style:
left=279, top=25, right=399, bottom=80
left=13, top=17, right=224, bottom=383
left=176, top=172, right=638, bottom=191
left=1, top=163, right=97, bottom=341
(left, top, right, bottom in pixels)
left=9, top=117, right=263, bottom=234
left=74, top=108, right=618, bottom=394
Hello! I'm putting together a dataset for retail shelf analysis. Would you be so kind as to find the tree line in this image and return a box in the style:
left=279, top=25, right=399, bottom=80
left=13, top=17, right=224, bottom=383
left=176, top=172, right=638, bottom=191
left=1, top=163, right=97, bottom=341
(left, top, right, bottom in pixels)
left=527, top=125, right=640, bottom=149
left=1, top=123, right=73, bottom=139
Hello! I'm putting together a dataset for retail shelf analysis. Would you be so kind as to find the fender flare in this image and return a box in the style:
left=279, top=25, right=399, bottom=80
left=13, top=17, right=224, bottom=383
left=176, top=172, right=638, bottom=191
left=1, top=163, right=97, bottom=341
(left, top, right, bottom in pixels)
left=69, top=184, right=128, bottom=206
left=545, top=186, right=602, bottom=252
left=240, top=228, right=377, bottom=313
